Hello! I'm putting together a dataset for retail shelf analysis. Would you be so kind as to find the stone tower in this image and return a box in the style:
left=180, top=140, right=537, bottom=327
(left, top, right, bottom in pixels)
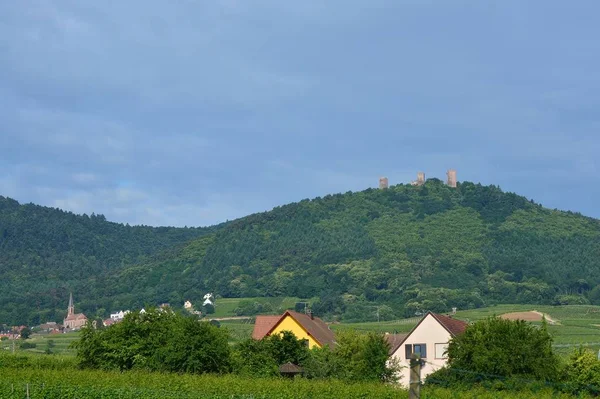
left=446, top=169, right=457, bottom=188
left=379, top=177, right=389, bottom=189
left=67, top=292, right=74, bottom=316
left=417, top=172, right=425, bottom=185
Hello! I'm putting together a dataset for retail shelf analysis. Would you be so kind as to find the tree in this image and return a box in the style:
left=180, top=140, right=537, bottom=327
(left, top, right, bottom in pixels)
left=73, top=308, right=232, bottom=373
left=428, top=317, right=560, bottom=385
left=203, top=303, right=215, bottom=314
left=563, top=347, right=600, bottom=395
left=233, top=331, right=310, bottom=377
left=19, top=327, right=31, bottom=340
left=332, top=330, right=399, bottom=382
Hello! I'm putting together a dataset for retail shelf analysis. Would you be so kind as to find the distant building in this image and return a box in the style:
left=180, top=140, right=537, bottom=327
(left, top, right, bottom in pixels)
left=379, top=177, right=389, bottom=189
left=63, top=293, right=87, bottom=330
left=110, top=310, right=130, bottom=321
left=203, top=293, right=214, bottom=307
left=184, top=300, right=193, bottom=310
left=38, top=322, right=61, bottom=333
left=446, top=169, right=457, bottom=188
left=411, top=172, right=426, bottom=186
left=103, top=318, right=117, bottom=327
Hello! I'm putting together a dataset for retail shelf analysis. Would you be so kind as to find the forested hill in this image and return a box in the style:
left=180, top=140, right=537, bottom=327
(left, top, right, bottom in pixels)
left=3, top=180, right=600, bottom=325
left=0, top=196, right=216, bottom=325
left=117, top=179, right=600, bottom=322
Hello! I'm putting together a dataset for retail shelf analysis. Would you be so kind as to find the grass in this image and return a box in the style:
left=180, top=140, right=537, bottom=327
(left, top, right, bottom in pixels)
left=1, top=332, right=80, bottom=356
left=211, top=296, right=308, bottom=317
left=455, top=304, right=600, bottom=356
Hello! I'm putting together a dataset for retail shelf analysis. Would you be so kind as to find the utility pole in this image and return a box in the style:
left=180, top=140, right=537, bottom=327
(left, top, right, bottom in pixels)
left=409, top=354, right=422, bottom=399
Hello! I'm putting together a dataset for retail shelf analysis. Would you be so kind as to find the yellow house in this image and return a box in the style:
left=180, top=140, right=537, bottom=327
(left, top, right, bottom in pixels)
left=252, top=310, right=335, bottom=349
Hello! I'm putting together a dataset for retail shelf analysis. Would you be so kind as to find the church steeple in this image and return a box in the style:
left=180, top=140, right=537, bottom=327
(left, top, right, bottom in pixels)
left=68, top=292, right=74, bottom=316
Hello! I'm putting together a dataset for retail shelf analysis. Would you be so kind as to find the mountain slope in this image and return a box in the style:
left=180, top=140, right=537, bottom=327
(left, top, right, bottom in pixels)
left=0, top=196, right=216, bottom=325
left=116, top=180, right=600, bottom=321
left=3, top=180, right=600, bottom=325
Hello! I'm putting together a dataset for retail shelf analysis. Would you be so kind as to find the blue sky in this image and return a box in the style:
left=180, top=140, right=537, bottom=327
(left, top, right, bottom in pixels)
left=1, top=1, right=598, bottom=226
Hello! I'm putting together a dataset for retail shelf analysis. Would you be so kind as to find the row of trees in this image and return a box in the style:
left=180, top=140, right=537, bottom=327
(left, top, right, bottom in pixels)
left=74, top=308, right=398, bottom=382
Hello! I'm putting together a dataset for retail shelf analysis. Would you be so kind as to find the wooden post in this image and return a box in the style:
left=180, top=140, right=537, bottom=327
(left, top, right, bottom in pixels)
left=26, top=383, right=30, bottom=399
left=409, top=354, right=422, bottom=399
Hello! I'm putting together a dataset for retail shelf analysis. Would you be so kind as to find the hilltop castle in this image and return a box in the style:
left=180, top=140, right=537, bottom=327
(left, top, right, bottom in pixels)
left=379, top=169, right=458, bottom=188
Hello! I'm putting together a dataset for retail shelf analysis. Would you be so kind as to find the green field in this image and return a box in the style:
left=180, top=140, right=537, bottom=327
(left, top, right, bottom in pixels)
left=455, top=304, right=600, bottom=355
left=211, top=296, right=309, bottom=317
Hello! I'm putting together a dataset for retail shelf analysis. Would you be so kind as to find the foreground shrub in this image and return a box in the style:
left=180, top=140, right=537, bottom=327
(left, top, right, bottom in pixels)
left=233, top=331, right=310, bottom=376
left=561, top=347, right=600, bottom=395
left=73, top=308, right=232, bottom=373
left=427, top=316, right=560, bottom=387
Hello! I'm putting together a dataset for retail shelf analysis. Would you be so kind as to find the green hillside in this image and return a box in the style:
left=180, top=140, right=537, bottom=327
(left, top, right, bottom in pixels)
left=118, top=180, right=600, bottom=321
left=2, top=179, right=600, bottom=325
left=0, top=196, right=216, bottom=325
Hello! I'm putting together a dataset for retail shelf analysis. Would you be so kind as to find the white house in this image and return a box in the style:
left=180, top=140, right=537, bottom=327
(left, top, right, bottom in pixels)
left=184, top=300, right=193, bottom=310
left=389, top=312, right=468, bottom=387
left=203, top=293, right=214, bottom=307
left=110, top=310, right=130, bottom=320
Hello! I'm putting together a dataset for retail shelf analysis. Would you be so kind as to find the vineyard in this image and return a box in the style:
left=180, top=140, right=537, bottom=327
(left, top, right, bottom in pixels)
left=0, top=368, right=589, bottom=399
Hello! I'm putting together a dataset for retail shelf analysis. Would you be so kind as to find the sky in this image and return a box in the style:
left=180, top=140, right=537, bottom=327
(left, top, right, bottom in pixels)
left=1, top=1, right=598, bottom=227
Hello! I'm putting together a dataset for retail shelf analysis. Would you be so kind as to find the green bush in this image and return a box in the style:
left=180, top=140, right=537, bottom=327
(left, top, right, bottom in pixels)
left=427, top=317, right=560, bottom=386
left=562, top=347, right=600, bottom=395
left=73, top=308, right=232, bottom=373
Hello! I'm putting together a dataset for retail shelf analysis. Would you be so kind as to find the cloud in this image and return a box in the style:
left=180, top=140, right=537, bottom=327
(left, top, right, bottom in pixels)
left=1, top=0, right=599, bottom=225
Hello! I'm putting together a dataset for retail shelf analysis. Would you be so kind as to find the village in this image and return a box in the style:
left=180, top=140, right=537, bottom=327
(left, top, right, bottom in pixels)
left=1, top=289, right=579, bottom=393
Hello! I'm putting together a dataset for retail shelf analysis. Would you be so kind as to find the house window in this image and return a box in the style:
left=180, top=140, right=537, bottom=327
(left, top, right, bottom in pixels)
left=435, top=343, right=448, bottom=359
left=405, top=343, right=427, bottom=359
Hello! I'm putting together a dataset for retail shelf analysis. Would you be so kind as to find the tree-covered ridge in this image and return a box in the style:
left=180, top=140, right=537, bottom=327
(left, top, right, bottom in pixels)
left=118, top=180, right=600, bottom=321
left=2, top=180, right=600, bottom=325
left=0, top=196, right=216, bottom=325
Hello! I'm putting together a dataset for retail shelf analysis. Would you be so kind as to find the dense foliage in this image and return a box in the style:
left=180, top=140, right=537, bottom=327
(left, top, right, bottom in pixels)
left=3, top=179, right=600, bottom=324
left=73, top=308, right=232, bottom=373
left=129, top=180, right=600, bottom=321
left=0, top=356, right=588, bottom=398
left=0, top=368, right=405, bottom=399
left=427, top=317, right=560, bottom=385
left=426, top=318, right=600, bottom=396
left=75, top=309, right=397, bottom=383
left=0, top=196, right=215, bottom=325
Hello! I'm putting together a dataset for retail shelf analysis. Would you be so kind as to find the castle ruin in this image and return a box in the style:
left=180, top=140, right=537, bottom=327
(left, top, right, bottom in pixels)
left=411, top=172, right=426, bottom=186
left=379, top=177, right=389, bottom=189
left=446, top=169, right=457, bottom=188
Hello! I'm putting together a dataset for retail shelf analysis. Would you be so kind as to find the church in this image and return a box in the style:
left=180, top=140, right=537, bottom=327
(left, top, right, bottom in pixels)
left=63, top=293, right=88, bottom=330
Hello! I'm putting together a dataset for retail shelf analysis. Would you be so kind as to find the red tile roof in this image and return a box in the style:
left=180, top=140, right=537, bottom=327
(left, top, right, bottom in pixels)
left=385, top=333, right=408, bottom=355
left=252, top=315, right=281, bottom=340
left=64, top=313, right=87, bottom=321
left=282, top=310, right=336, bottom=347
left=253, top=310, right=336, bottom=347
left=431, top=313, right=468, bottom=336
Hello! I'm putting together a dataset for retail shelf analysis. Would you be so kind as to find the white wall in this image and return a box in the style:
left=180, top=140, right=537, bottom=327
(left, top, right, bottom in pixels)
left=390, top=314, right=452, bottom=387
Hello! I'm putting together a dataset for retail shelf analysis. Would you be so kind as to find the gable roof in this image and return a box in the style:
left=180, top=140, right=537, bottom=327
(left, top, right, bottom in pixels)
left=64, top=313, right=87, bottom=321
left=385, top=333, right=408, bottom=355
left=258, top=310, right=336, bottom=347
left=431, top=313, right=468, bottom=336
left=252, top=315, right=281, bottom=340
left=390, top=312, right=468, bottom=356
